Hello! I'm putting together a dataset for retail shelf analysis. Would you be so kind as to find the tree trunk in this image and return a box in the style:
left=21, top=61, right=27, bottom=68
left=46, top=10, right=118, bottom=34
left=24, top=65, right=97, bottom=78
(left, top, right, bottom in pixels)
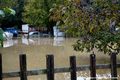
left=16, top=0, right=25, bottom=30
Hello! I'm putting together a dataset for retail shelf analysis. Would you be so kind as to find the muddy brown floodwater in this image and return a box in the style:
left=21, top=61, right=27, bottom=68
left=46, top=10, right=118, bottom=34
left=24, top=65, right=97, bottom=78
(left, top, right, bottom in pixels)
left=0, top=37, right=120, bottom=80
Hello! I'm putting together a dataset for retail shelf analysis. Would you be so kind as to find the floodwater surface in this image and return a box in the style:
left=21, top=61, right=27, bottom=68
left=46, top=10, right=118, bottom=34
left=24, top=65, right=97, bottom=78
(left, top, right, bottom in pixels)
left=0, top=37, right=120, bottom=80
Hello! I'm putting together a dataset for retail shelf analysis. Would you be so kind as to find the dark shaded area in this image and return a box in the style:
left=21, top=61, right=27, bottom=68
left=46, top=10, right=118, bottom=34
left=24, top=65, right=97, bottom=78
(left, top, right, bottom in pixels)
left=47, top=20, right=56, bottom=36
left=0, top=0, right=25, bottom=31
left=1, top=19, right=24, bottom=30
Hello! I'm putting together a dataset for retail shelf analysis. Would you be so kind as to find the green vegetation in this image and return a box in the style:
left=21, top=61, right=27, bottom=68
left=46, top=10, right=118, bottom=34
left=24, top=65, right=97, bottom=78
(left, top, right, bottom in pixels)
left=0, top=0, right=23, bottom=28
left=1, top=0, right=120, bottom=54
left=23, top=0, right=64, bottom=26
left=0, top=28, right=4, bottom=47
left=0, top=0, right=17, bottom=9
left=23, top=0, right=48, bottom=27
left=23, top=0, right=63, bottom=35
left=50, top=0, right=120, bottom=54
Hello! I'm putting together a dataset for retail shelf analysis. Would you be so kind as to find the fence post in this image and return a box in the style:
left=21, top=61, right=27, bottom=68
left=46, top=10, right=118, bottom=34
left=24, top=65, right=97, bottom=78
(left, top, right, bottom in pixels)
left=90, top=54, right=96, bottom=80
left=46, top=55, right=54, bottom=80
left=110, top=53, right=117, bottom=80
left=70, top=56, right=77, bottom=80
left=20, top=54, right=27, bottom=80
left=0, top=54, right=2, bottom=80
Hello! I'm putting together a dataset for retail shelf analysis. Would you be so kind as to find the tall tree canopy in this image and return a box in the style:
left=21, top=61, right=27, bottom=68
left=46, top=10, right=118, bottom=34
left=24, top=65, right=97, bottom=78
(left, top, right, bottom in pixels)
left=23, top=0, right=63, bottom=35
left=23, top=0, right=47, bottom=27
left=0, top=0, right=17, bottom=9
left=50, top=0, right=120, bottom=54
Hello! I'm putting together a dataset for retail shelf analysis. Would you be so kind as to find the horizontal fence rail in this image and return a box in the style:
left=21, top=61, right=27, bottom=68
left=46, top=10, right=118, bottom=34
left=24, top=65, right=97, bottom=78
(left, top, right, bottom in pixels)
left=2, top=63, right=120, bottom=78
left=0, top=53, right=120, bottom=80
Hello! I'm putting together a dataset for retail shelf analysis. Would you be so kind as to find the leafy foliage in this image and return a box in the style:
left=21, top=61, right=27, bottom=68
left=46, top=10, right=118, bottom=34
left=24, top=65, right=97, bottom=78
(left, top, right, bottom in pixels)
left=0, top=7, right=17, bottom=27
left=23, top=0, right=63, bottom=27
left=22, top=0, right=47, bottom=27
left=0, top=0, right=18, bottom=27
left=50, top=0, right=120, bottom=54
left=0, top=0, right=17, bottom=9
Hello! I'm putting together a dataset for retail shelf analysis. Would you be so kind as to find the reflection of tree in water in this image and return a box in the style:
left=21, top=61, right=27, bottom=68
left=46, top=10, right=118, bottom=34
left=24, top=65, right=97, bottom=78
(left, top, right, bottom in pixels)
left=21, top=37, right=64, bottom=46
left=28, top=38, right=53, bottom=45
left=21, top=37, right=65, bottom=46
left=53, top=37, right=65, bottom=46
left=3, top=39, right=18, bottom=48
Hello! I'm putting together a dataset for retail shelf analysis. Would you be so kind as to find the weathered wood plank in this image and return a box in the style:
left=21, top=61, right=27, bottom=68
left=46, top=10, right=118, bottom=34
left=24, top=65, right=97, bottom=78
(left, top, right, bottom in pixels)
left=70, top=56, right=77, bottom=80
left=27, top=69, right=47, bottom=75
left=111, top=53, right=117, bottom=80
left=90, top=54, right=96, bottom=80
left=3, top=71, right=19, bottom=78
left=20, top=54, right=27, bottom=80
left=46, top=55, right=54, bottom=80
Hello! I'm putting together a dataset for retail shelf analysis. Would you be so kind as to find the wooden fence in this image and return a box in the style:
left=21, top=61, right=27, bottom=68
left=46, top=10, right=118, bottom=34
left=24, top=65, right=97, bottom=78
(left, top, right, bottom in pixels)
left=0, top=53, right=120, bottom=80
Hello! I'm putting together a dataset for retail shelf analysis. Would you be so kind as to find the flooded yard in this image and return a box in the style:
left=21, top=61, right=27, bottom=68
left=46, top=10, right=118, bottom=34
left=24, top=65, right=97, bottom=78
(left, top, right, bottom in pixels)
left=0, top=37, right=120, bottom=80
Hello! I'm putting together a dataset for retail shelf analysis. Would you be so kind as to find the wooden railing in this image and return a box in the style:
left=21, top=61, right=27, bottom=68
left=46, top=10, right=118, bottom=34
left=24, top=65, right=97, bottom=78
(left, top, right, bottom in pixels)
left=0, top=53, right=120, bottom=80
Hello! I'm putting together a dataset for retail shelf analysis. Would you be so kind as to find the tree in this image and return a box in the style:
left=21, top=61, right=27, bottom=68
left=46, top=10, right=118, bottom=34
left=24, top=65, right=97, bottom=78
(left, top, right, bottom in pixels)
left=0, top=8, right=17, bottom=29
left=23, top=0, right=63, bottom=35
left=0, top=0, right=17, bottom=9
left=0, top=0, right=23, bottom=29
left=23, top=0, right=47, bottom=27
left=16, top=0, right=25, bottom=29
left=50, top=0, right=120, bottom=54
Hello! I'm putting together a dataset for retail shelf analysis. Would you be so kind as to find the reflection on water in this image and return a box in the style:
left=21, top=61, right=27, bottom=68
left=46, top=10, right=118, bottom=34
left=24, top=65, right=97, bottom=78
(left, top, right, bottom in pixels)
left=1, top=37, right=120, bottom=80
left=3, top=37, right=65, bottom=47
left=3, top=39, right=18, bottom=48
left=53, top=37, right=64, bottom=46
left=22, top=37, right=29, bottom=45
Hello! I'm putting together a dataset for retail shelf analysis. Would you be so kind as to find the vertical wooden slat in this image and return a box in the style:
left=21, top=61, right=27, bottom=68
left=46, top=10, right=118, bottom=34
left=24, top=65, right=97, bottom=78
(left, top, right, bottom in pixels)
left=111, top=53, right=117, bottom=80
left=70, top=56, right=77, bottom=80
left=90, top=54, right=96, bottom=80
left=46, top=55, right=54, bottom=80
left=0, top=54, right=2, bottom=80
left=20, top=54, right=27, bottom=80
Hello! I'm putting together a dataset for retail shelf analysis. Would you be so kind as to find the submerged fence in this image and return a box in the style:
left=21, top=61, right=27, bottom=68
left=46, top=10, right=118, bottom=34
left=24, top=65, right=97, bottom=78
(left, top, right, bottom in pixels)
left=0, top=53, right=120, bottom=80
